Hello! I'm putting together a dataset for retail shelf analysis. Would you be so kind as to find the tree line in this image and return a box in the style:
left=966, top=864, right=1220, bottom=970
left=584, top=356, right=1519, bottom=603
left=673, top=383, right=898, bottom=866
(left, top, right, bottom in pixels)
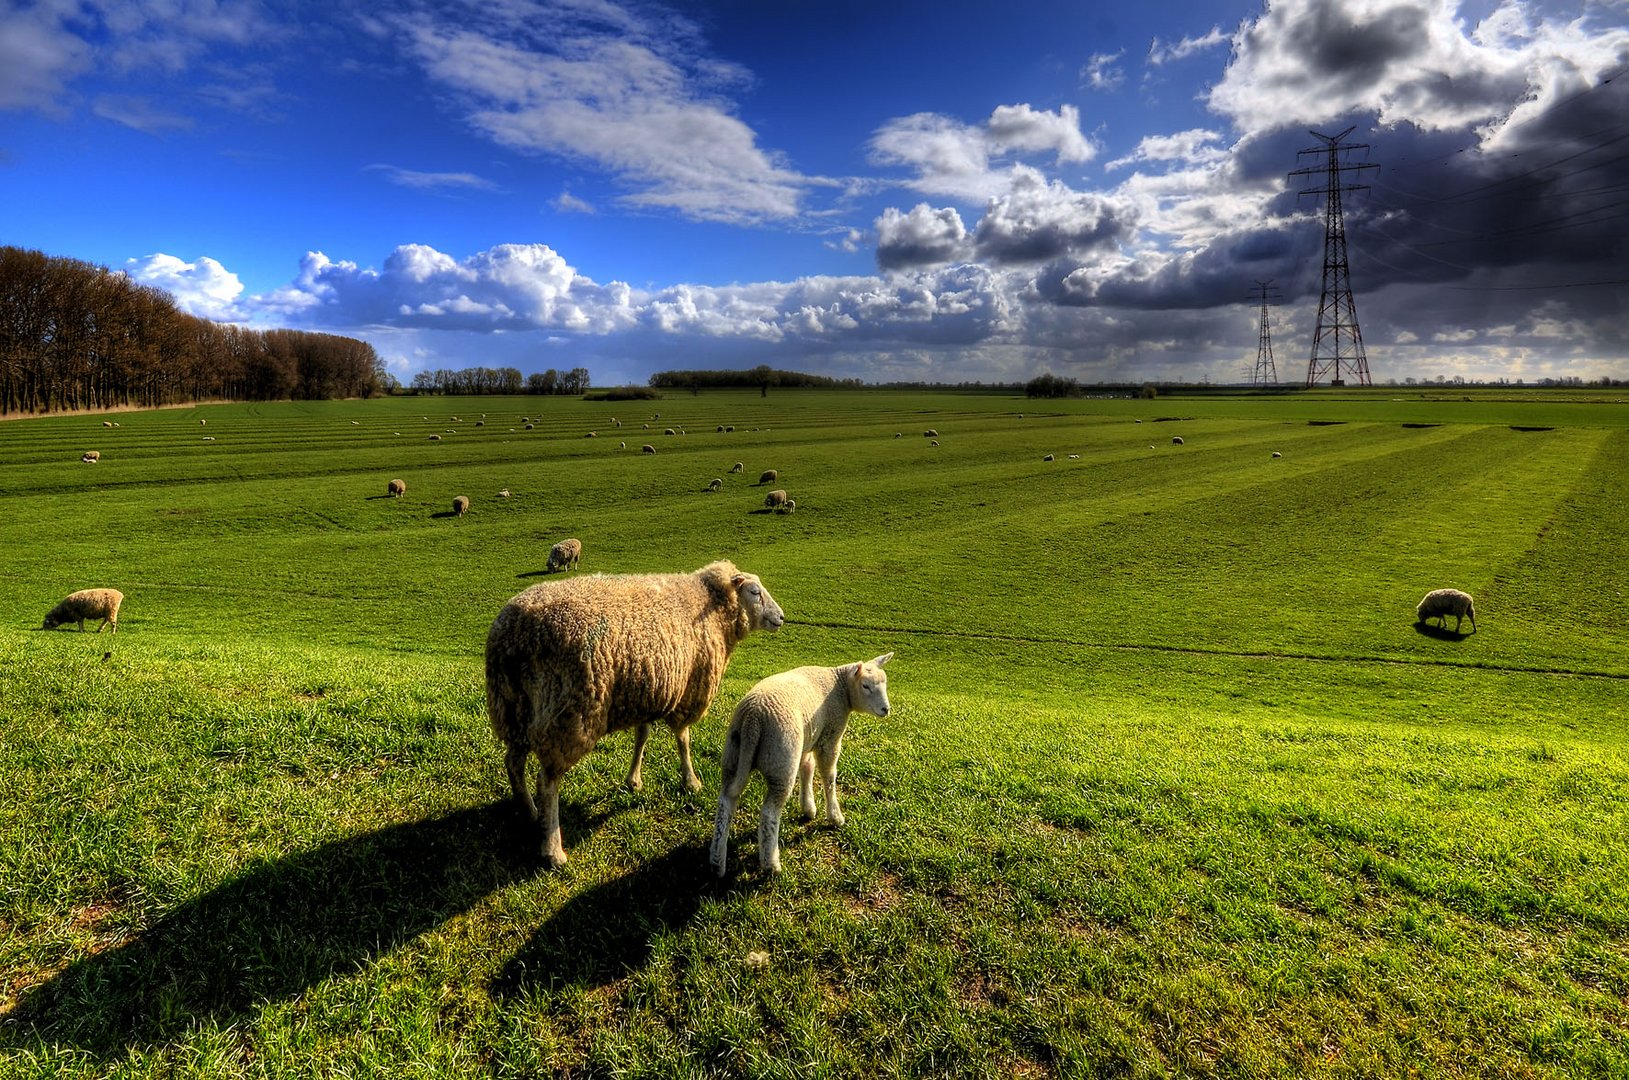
left=407, top=365, right=590, bottom=396
left=649, top=365, right=863, bottom=392
left=0, top=246, right=386, bottom=415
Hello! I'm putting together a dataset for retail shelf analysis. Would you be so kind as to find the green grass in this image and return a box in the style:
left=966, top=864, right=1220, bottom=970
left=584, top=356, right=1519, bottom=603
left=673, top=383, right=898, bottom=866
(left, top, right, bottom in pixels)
left=2, top=390, right=1627, bottom=1077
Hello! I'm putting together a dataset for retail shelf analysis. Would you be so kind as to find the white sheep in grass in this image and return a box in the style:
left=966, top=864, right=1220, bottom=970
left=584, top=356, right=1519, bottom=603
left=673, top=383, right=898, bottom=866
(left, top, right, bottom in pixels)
left=759, top=469, right=778, bottom=484
left=486, top=560, right=785, bottom=866
left=707, top=478, right=723, bottom=491
left=42, top=588, right=124, bottom=633
left=709, top=653, right=893, bottom=877
left=1416, top=588, right=1477, bottom=633
left=730, top=462, right=745, bottom=474
left=642, top=444, right=656, bottom=454
left=81, top=450, right=100, bottom=463
left=774, top=498, right=796, bottom=515
left=388, top=478, right=407, bottom=497
left=764, top=488, right=789, bottom=509
left=546, top=537, right=582, bottom=572
left=453, top=495, right=470, bottom=517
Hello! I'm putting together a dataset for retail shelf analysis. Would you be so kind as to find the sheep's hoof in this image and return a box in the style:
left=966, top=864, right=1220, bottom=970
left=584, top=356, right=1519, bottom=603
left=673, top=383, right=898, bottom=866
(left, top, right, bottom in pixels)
left=684, top=776, right=705, bottom=794
left=626, top=775, right=643, bottom=792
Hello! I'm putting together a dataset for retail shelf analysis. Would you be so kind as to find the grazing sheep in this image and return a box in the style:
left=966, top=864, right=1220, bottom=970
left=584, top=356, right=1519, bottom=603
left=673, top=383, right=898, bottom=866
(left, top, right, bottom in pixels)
left=759, top=469, right=778, bottom=484
left=895, top=432, right=902, bottom=438
left=453, top=495, right=470, bottom=517
left=476, top=421, right=485, bottom=427
left=930, top=440, right=939, bottom=447
left=709, top=654, right=893, bottom=876
left=1417, top=588, right=1477, bottom=633
left=351, top=420, right=359, bottom=426
left=524, top=424, right=534, bottom=430
left=717, top=425, right=726, bottom=432
left=42, top=588, right=124, bottom=634
left=1272, top=451, right=1282, bottom=458
left=764, top=489, right=789, bottom=509
left=429, top=434, right=442, bottom=441
left=642, top=444, right=656, bottom=454
left=725, top=426, right=735, bottom=432
left=665, top=428, right=677, bottom=436
left=1171, top=436, right=1184, bottom=445
left=613, top=418, right=621, bottom=427
left=486, top=560, right=785, bottom=866
left=498, top=488, right=512, bottom=498
left=586, top=431, right=597, bottom=438
left=774, top=498, right=796, bottom=515
left=547, top=537, right=582, bottom=573
left=619, top=441, right=626, bottom=450
left=708, top=478, right=723, bottom=491
left=200, top=419, right=206, bottom=426
left=102, top=421, right=112, bottom=428
left=1068, top=454, right=1080, bottom=459
left=201, top=436, right=215, bottom=441
left=81, top=451, right=100, bottom=463
left=1043, top=454, right=1055, bottom=462
left=388, top=478, right=407, bottom=497
left=924, top=429, right=938, bottom=437
left=730, top=462, right=745, bottom=474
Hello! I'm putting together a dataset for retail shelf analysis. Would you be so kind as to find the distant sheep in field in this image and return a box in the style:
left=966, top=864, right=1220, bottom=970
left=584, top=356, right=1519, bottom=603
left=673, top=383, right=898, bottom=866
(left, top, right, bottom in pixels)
left=613, top=418, right=621, bottom=427
left=200, top=419, right=206, bottom=426
left=42, top=588, right=124, bottom=634
left=486, top=559, right=785, bottom=866
left=709, top=653, right=893, bottom=877
left=717, top=425, right=726, bottom=432
left=102, top=421, right=112, bottom=428
left=1272, top=452, right=1282, bottom=458
left=1417, top=589, right=1477, bottom=634
left=81, top=451, right=100, bottom=463
left=725, top=426, right=735, bottom=432
left=586, top=431, right=597, bottom=438
left=453, top=495, right=470, bottom=517
left=498, top=488, right=511, bottom=498
left=201, top=436, right=215, bottom=441
left=642, top=444, right=656, bottom=454
left=476, top=421, right=485, bottom=427
left=1068, top=454, right=1080, bottom=459
left=895, top=432, right=902, bottom=438
left=708, top=478, right=723, bottom=491
left=351, top=420, right=359, bottom=426
left=774, top=498, right=796, bottom=515
left=1171, top=436, right=1184, bottom=445
left=930, top=440, right=939, bottom=447
left=665, top=428, right=676, bottom=436
left=429, top=434, right=442, bottom=441
left=524, top=424, right=534, bottom=430
left=924, top=429, right=938, bottom=437
left=1043, top=454, right=1054, bottom=462
left=764, top=488, right=789, bottom=510
left=730, top=462, right=744, bottom=474
left=546, top=538, right=582, bottom=573
left=759, top=469, right=778, bottom=484
left=619, top=441, right=626, bottom=450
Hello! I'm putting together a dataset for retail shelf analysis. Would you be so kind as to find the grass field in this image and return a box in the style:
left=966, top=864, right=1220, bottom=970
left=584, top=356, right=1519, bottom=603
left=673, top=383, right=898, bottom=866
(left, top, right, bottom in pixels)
left=2, top=389, right=1627, bottom=1078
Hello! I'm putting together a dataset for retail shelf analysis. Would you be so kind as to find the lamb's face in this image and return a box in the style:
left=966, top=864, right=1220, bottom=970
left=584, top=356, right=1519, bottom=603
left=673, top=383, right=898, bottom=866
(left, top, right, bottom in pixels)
left=732, top=573, right=784, bottom=632
left=850, top=653, right=894, bottom=717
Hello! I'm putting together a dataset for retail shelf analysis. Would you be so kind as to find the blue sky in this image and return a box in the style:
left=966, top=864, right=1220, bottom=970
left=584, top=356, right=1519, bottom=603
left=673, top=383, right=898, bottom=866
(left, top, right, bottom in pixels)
left=3, top=0, right=1626, bottom=387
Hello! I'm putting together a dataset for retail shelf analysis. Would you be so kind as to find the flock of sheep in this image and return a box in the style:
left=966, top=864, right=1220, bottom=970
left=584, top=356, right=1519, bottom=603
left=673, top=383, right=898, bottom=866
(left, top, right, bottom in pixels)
left=42, top=408, right=1481, bottom=877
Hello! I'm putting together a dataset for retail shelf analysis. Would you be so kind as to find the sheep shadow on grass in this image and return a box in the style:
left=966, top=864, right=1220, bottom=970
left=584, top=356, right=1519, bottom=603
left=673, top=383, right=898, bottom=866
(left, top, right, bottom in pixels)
left=490, top=840, right=755, bottom=996
left=5, top=801, right=540, bottom=1060
left=1414, top=620, right=1474, bottom=641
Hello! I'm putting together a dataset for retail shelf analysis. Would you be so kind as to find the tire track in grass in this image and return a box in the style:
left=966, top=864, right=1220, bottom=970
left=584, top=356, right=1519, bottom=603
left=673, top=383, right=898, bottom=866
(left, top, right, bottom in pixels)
left=789, top=617, right=1629, bottom=681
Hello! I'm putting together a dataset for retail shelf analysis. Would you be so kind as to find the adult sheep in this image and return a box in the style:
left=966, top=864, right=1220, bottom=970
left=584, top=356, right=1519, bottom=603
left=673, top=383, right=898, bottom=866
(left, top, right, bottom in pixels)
left=730, top=462, right=745, bottom=474
left=764, top=489, right=789, bottom=510
left=547, top=537, right=582, bottom=573
left=388, top=478, right=407, bottom=498
left=1417, top=588, right=1477, bottom=633
left=642, top=444, right=657, bottom=454
left=42, top=588, right=124, bottom=634
left=707, top=478, right=723, bottom=492
left=453, top=495, right=470, bottom=517
left=486, top=560, right=785, bottom=866
left=1172, top=436, right=1184, bottom=445
left=81, top=450, right=100, bottom=463
left=759, top=469, right=778, bottom=484
left=709, top=653, right=893, bottom=876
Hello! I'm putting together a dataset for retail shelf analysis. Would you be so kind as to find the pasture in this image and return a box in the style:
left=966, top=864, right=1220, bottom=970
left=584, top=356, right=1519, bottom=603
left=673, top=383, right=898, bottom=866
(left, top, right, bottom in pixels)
left=1, top=389, right=1627, bottom=1078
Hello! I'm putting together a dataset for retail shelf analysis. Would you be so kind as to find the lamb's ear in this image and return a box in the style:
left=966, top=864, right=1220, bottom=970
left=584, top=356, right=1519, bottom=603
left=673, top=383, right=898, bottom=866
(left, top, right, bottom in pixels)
left=872, top=652, right=894, bottom=668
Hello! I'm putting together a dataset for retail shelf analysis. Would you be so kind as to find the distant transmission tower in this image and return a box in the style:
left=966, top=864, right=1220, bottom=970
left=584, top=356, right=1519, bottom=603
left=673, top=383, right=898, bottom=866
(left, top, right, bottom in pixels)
left=1249, top=280, right=1281, bottom=386
left=1290, top=127, right=1377, bottom=387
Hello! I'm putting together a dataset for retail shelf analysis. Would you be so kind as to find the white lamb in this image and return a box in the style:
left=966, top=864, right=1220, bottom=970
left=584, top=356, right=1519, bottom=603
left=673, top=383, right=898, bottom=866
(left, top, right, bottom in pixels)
left=1416, top=588, right=1477, bottom=633
left=710, top=653, right=893, bottom=877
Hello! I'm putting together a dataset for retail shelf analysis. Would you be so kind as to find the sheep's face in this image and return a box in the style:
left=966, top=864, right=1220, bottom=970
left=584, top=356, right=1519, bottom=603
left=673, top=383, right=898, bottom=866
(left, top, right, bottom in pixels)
left=731, top=573, right=784, bottom=632
left=849, top=653, right=893, bottom=717
left=41, top=612, right=63, bottom=631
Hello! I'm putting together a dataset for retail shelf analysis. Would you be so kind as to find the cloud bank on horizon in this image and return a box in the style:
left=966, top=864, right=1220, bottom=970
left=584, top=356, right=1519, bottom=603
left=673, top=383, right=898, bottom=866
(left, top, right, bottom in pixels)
left=5, top=0, right=1627, bottom=386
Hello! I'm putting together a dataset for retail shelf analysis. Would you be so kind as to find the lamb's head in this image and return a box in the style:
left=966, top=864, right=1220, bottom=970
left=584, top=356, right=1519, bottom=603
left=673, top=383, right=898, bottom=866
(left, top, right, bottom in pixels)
left=847, top=653, right=894, bottom=717
left=730, top=571, right=785, bottom=633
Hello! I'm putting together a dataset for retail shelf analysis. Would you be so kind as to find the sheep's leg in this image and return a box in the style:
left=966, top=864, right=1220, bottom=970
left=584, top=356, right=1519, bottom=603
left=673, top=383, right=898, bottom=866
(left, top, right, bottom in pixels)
left=798, top=752, right=818, bottom=820
left=759, top=769, right=796, bottom=874
left=816, top=740, right=845, bottom=827
left=673, top=724, right=704, bottom=793
left=626, top=723, right=650, bottom=791
left=538, top=769, right=568, bottom=868
left=506, top=743, right=538, bottom=820
left=710, top=759, right=755, bottom=877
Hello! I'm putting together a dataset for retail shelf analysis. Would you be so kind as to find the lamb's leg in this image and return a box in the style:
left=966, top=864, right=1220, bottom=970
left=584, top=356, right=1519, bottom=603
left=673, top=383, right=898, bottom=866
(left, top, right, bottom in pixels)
left=759, top=768, right=796, bottom=874
left=538, top=768, right=568, bottom=868
left=506, top=743, right=538, bottom=820
left=673, top=724, right=704, bottom=793
left=798, top=752, right=818, bottom=819
left=626, top=723, right=651, bottom=791
left=710, top=758, right=755, bottom=877
left=816, top=740, right=845, bottom=827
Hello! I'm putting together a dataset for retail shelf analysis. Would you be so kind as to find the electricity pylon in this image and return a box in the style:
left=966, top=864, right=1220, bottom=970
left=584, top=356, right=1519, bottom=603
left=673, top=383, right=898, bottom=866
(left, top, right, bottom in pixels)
left=1249, top=280, right=1281, bottom=386
left=1290, top=127, right=1377, bottom=387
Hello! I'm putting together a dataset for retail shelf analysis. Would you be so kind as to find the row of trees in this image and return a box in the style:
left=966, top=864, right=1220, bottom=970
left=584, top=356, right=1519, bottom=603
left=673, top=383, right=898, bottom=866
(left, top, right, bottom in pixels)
left=407, top=365, right=591, bottom=396
left=650, top=365, right=863, bottom=393
left=0, top=246, right=386, bottom=415
left=1024, top=373, right=1082, bottom=398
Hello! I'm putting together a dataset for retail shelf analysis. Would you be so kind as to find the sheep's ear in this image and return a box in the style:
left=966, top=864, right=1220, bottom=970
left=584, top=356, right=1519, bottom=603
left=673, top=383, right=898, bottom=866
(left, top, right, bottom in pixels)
left=730, top=573, right=748, bottom=589
left=872, top=652, right=894, bottom=668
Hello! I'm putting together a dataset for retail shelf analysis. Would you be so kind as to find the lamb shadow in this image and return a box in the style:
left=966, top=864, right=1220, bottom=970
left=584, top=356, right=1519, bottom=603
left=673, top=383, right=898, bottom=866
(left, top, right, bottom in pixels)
left=5, top=801, right=538, bottom=1059
left=429, top=510, right=460, bottom=519
left=516, top=568, right=553, bottom=579
left=1414, top=620, right=1473, bottom=641
left=490, top=840, right=742, bottom=997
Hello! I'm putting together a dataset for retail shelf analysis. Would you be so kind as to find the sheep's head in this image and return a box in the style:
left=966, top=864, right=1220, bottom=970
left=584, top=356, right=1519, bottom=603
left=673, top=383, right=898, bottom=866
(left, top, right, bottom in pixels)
left=731, top=572, right=784, bottom=633
left=847, top=653, right=893, bottom=717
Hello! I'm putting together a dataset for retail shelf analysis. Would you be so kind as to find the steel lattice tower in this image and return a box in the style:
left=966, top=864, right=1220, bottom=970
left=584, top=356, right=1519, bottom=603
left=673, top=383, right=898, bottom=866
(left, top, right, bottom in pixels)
left=1249, top=280, right=1281, bottom=385
left=1290, top=127, right=1377, bottom=387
